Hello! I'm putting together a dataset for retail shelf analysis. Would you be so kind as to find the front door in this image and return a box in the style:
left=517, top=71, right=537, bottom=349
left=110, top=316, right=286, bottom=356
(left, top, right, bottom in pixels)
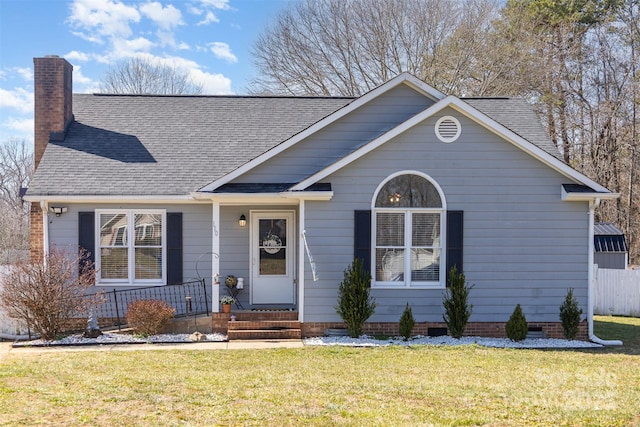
left=251, top=211, right=295, bottom=304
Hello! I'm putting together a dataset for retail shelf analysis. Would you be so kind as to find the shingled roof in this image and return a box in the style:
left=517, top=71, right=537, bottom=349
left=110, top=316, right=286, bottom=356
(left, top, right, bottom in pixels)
left=28, top=94, right=353, bottom=196
left=28, top=91, right=562, bottom=197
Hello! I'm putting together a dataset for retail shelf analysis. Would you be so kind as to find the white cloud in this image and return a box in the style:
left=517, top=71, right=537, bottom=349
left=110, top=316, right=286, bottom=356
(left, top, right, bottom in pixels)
left=67, top=0, right=141, bottom=41
left=140, top=2, right=183, bottom=30
left=189, top=68, right=232, bottom=94
left=208, top=42, right=237, bottom=63
left=72, top=66, right=101, bottom=93
left=143, top=54, right=233, bottom=94
left=199, top=0, right=230, bottom=9
left=110, top=37, right=155, bottom=58
left=191, top=0, right=231, bottom=25
left=0, top=88, right=33, bottom=114
left=3, top=117, right=34, bottom=135
left=197, top=11, right=220, bottom=25
left=15, top=67, right=33, bottom=82
left=65, top=51, right=90, bottom=62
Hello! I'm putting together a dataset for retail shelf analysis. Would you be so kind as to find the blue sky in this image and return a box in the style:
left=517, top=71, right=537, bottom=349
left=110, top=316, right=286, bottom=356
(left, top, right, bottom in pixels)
left=0, top=0, right=292, bottom=144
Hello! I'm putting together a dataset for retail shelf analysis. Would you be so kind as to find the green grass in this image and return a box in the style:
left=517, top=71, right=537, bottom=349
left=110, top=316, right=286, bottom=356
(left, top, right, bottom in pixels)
left=1, top=316, right=639, bottom=426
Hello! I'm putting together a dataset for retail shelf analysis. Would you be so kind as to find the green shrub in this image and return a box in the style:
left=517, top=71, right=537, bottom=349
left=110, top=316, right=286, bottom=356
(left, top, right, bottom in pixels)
left=399, top=303, right=416, bottom=341
left=559, top=288, right=583, bottom=339
left=505, top=304, right=528, bottom=341
left=335, top=258, right=376, bottom=338
left=126, top=299, right=175, bottom=336
left=442, top=266, right=473, bottom=339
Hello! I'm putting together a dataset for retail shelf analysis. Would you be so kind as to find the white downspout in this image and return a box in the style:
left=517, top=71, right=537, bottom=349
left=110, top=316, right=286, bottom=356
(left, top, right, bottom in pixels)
left=588, top=198, right=622, bottom=346
left=40, top=200, right=49, bottom=260
left=298, top=200, right=305, bottom=323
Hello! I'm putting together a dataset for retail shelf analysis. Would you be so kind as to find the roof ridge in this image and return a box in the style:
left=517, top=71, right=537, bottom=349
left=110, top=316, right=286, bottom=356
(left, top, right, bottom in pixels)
left=80, top=93, right=356, bottom=100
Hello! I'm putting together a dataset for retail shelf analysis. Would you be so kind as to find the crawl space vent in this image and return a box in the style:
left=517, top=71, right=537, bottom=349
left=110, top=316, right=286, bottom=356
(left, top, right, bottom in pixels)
left=435, top=116, right=461, bottom=143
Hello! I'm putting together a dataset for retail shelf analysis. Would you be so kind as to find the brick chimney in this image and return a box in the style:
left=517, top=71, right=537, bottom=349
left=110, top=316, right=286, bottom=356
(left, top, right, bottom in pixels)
left=31, top=56, right=73, bottom=260
left=33, top=55, right=73, bottom=170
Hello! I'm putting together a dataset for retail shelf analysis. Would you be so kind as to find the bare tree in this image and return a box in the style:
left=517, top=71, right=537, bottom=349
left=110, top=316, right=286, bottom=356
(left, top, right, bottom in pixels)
left=0, top=247, right=102, bottom=340
left=0, top=138, right=33, bottom=263
left=100, top=57, right=204, bottom=95
left=250, top=0, right=503, bottom=96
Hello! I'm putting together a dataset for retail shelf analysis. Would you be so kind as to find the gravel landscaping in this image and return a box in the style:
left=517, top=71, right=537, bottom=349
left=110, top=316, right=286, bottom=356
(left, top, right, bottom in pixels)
left=11, top=331, right=602, bottom=349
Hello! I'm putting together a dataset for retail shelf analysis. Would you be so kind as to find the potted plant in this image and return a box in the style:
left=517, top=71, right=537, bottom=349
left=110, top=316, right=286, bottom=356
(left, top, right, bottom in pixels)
left=220, top=295, right=235, bottom=313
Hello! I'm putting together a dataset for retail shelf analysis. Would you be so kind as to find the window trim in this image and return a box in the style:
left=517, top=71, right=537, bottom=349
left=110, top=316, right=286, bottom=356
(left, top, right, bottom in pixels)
left=95, top=209, right=167, bottom=286
left=371, top=171, right=447, bottom=289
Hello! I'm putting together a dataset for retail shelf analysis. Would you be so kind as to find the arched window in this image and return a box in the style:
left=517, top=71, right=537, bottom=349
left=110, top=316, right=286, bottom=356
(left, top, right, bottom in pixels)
left=373, top=172, right=445, bottom=288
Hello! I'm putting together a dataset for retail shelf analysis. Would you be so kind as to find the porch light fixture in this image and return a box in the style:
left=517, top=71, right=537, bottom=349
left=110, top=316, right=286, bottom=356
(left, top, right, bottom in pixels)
left=49, top=206, right=68, bottom=217
left=238, top=214, right=247, bottom=228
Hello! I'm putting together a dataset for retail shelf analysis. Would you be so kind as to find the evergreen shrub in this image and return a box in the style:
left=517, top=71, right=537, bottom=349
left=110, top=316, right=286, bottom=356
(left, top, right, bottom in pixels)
left=399, top=303, right=416, bottom=341
left=442, top=266, right=473, bottom=338
left=335, top=258, right=376, bottom=338
left=559, top=288, right=583, bottom=339
left=505, top=304, right=528, bottom=341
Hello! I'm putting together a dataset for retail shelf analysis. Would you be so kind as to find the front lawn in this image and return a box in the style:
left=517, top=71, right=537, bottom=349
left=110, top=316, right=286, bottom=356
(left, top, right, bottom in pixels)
left=0, top=316, right=638, bottom=426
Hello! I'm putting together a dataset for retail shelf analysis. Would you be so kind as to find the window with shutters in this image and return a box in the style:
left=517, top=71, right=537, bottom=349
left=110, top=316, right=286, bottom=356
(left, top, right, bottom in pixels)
left=96, top=210, right=166, bottom=285
left=373, top=172, right=445, bottom=288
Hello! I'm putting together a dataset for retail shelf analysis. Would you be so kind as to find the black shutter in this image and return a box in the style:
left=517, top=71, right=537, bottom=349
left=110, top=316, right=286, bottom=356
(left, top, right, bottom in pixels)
left=78, top=211, right=95, bottom=272
left=166, top=212, right=183, bottom=285
left=354, top=210, right=372, bottom=273
left=446, top=210, right=464, bottom=286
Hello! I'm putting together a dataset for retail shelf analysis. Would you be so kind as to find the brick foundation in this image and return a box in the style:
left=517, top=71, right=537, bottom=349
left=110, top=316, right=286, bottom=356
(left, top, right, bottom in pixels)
left=301, top=320, right=588, bottom=340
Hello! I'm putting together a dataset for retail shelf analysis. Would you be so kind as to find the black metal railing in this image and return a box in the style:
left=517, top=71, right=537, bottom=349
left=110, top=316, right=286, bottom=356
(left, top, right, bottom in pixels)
left=87, top=278, right=209, bottom=330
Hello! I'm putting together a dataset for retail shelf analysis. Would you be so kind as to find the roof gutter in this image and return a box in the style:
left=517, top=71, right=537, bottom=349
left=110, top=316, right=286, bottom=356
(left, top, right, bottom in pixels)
left=588, top=197, right=622, bottom=346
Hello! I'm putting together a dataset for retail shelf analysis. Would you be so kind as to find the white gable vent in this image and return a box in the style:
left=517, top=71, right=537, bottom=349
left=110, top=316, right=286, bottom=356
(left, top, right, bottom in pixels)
left=435, top=116, right=461, bottom=143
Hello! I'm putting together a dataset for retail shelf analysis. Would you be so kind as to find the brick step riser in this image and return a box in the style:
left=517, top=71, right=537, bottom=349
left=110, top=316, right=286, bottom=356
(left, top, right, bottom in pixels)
left=228, top=321, right=301, bottom=331
left=227, top=329, right=302, bottom=340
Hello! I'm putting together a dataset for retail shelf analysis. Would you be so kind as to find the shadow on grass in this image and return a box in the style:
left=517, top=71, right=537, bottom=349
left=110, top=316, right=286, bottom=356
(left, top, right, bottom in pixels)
left=588, top=316, right=640, bottom=355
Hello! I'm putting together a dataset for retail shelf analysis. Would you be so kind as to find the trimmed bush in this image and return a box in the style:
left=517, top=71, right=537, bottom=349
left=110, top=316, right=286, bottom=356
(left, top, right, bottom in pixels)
left=126, top=299, right=175, bottom=336
left=505, top=304, right=528, bottom=341
left=335, top=258, right=376, bottom=338
left=559, top=288, right=583, bottom=339
left=442, top=266, right=473, bottom=339
left=399, top=303, right=416, bottom=341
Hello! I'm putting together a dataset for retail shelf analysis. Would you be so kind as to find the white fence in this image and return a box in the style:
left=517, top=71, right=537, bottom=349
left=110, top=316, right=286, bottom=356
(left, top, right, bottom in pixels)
left=0, top=265, right=31, bottom=337
left=594, top=267, right=640, bottom=317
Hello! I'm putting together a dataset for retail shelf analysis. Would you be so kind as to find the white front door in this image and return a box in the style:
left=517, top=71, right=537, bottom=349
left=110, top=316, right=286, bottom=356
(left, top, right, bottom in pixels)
left=251, top=211, right=295, bottom=304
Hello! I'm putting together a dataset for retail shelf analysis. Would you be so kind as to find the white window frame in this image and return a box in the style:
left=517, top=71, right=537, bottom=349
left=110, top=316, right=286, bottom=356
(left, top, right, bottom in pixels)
left=95, top=209, right=167, bottom=286
left=371, top=171, right=446, bottom=289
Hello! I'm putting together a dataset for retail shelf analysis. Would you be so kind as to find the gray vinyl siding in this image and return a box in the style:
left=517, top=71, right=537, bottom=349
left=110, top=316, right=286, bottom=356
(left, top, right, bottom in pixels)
left=302, top=108, right=590, bottom=323
left=47, top=203, right=214, bottom=293
left=45, top=202, right=297, bottom=310
left=218, top=205, right=298, bottom=309
left=235, top=84, right=434, bottom=184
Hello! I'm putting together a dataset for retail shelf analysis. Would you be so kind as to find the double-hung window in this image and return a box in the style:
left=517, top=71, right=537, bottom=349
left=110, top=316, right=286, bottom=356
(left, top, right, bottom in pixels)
left=97, top=210, right=166, bottom=285
left=373, top=173, right=445, bottom=288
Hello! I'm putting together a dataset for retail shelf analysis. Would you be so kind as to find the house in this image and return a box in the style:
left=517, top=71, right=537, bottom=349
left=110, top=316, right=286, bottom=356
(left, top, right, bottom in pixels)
left=594, top=222, right=629, bottom=270
left=25, top=56, right=619, bottom=340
